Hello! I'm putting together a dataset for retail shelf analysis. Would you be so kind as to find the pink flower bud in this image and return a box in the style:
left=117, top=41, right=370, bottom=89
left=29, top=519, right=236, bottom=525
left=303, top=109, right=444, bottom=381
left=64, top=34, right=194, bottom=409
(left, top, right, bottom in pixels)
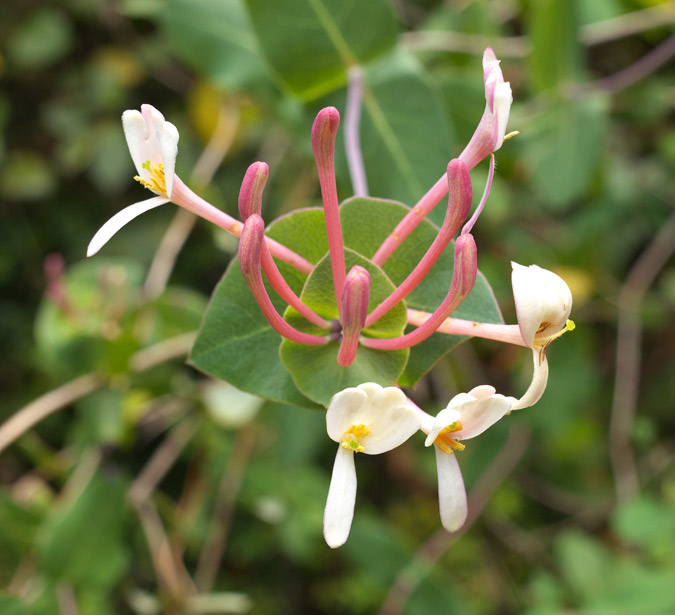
left=337, top=266, right=371, bottom=366
left=311, top=107, right=340, bottom=170
left=238, top=162, right=269, bottom=221
left=238, top=214, right=265, bottom=278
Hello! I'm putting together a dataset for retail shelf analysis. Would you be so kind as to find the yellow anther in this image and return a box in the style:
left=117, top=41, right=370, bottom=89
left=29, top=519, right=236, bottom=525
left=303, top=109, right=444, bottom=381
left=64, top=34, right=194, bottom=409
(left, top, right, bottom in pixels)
left=434, top=421, right=465, bottom=454
left=503, top=130, right=520, bottom=141
left=340, top=424, right=370, bottom=453
left=134, top=161, right=167, bottom=196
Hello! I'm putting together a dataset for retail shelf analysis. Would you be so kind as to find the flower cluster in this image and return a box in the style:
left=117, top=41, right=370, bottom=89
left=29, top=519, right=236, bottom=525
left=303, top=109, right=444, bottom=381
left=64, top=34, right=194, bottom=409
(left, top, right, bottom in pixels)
left=88, top=47, right=574, bottom=547
left=322, top=260, right=573, bottom=547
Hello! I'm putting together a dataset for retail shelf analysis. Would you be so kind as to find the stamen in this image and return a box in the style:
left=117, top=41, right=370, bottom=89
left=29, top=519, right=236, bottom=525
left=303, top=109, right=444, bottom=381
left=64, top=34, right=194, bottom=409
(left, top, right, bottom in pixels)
left=340, top=424, right=370, bottom=453
left=503, top=130, right=520, bottom=141
left=135, top=162, right=168, bottom=197
left=435, top=420, right=465, bottom=454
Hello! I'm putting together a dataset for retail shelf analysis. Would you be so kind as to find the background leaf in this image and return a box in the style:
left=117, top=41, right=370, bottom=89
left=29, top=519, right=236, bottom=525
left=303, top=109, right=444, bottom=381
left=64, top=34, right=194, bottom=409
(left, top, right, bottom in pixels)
left=245, top=0, right=397, bottom=99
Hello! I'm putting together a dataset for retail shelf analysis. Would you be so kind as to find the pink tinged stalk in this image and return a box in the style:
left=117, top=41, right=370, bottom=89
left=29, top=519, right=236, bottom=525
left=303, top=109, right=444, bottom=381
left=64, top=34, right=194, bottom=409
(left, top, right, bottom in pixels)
left=361, top=234, right=478, bottom=350
left=406, top=310, right=528, bottom=347
left=365, top=159, right=472, bottom=327
left=171, top=175, right=314, bottom=274
left=312, top=107, right=346, bottom=312
left=337, top=266, right=370, bottom=366
left=462, top=154, right=495, bottom=235
left=238, top=214, right=328, bottom=346
left=372, top=48, right=511, bottom=267
left=239, top=163, right=329, bottom=329
left=345, top=66, right=368, bottom=197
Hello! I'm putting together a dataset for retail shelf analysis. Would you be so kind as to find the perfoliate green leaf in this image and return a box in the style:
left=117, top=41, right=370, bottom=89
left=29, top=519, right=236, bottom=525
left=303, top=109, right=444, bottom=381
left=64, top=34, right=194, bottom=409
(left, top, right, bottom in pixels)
left=280, top=249, right=409, bottom=406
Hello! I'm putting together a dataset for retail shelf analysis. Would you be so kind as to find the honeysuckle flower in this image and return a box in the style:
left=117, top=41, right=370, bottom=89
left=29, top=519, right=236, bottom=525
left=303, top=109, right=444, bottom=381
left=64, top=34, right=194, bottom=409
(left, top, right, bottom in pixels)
left=424, top=385, right=514, bottom=531
left=510, top=263, right=574, bottom=410
left=459, top=48, right=513, bottom=170
left=87, top=105, right=179, bottom=257
left=324, top=383, right=420, bottom=548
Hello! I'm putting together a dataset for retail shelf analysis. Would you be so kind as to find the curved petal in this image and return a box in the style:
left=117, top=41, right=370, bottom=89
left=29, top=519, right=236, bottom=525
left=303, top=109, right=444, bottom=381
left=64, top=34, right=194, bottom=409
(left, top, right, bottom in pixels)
left=87, top=196, right=169, bottom=257
left=323, top=446, right=357, bottom=548
left=424, top=407, right=461, bottom=447
left=512, top=262, right=573, bottom=347
left=510, top=349, right=549, bottom=411
left=326, top=387, right=368, bottom=442
left=435, top=446, right=468, bottom=532
left=493, top=81, right=513, bottom=150
left=457, top=387, right=513, bottom=440
left=364, top=402, right=420, bottom=455
left=122, top=110, right=149, bottom=177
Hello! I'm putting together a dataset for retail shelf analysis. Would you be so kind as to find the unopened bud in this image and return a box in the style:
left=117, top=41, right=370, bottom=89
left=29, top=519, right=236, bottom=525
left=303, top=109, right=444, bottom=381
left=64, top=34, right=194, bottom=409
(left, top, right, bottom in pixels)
left=238, top=214, right=265, bottom=278
left=454, top=234, right=478, bottom=298
left=311, top=107, right=340, bottom=170
left=337, top=265, right=370, bottom=367
left=238, top=162, right=269, bottom=221
left=445, top=159, right=472, bottom=231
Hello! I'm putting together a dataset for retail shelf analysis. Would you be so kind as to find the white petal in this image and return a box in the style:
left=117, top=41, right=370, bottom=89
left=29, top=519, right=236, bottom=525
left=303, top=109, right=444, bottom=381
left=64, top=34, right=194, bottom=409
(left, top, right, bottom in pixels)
left=512, top=262, right=573, bottom=347
left=510, top=349, right=549, bottom=411
left=325, top=383, right=420, bottom=455
left=122, top=110, right=149, bottom=177
left=87, top=196, right=169, bottom=257
left=326, top=387, right=368, bottom=442
left=435, top=446, right=468, bottom=532
left=424, top=407, right=461, bottom=447
left=457, top=387, right=513, bottom=440
left=493, top=81, right=513, bottom=150
left=148, top=107, right=179, bottom=197
left=323, top=446, right=357, bottom=549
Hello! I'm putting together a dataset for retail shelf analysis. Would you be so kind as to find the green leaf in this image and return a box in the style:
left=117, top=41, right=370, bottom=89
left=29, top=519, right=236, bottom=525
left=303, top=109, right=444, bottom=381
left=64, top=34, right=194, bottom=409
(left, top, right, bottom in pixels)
left=340, top=197, right=502, bottom=387
left=245, top=0, right=397, bottom=99
left=37, top=474, right=128, bottom=589
left=523, top=95, right=609, bottom=209
left=161, top=0, right=269, bottom=92
left=192, top=198, right=501, bottom=406
left=361, top=51, right=453, bottom=211
left=528, top=0, right=582, bottom=95
left=280, top=249, right=409, bottom=406
left=190, top=209, right=329, bottom=410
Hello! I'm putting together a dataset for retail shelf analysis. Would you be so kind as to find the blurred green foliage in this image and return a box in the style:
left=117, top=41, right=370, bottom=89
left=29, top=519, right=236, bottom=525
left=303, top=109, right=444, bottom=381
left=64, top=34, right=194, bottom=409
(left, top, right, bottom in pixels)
left=1, top=0, right=674, bottom=613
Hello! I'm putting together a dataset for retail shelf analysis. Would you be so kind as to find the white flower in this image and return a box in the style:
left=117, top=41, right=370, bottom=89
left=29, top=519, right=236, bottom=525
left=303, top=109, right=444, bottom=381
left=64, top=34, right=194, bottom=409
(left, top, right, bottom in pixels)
left=510, top=263, right=574, bottom=410
left=323, top=383, right=420, bottom=548
left=425, top=385, right=514, bottom=532
left=87, top=105, right=179, bottom=257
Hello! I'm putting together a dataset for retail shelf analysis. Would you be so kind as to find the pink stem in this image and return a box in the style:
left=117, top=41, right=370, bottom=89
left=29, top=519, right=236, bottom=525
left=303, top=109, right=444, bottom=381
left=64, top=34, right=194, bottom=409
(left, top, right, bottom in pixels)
left=239, top=215, right=328, bottom=346
left=345, top=66, right=368, bottom=197
left=406, top=309, right=528, bottom=347
left=371, top=174, right=448, bottom=267
left=361, top=234, right=477, bottom=350
left=365, top=160, right=472, bottom=328
left=312, top=108, right=346, bottom=314
left=172, top=175, right=313, bottom=275
left=462, top=154, right=495, bottom=235
left=260, top=243, right=330, bottom=328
